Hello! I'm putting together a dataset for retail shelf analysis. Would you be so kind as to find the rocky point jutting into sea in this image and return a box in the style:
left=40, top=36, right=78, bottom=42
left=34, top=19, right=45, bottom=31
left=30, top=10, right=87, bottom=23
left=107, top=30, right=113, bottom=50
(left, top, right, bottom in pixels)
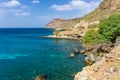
left=46, top=0, right=120, bottom=80
left=47, top=0, right=120, bottom=39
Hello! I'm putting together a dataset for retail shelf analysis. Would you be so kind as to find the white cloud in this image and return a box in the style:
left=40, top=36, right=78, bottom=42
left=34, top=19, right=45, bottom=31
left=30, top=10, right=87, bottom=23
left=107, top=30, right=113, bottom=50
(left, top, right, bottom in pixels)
left=0, top=0, right=21, bottom=8
left=51, top=0, right=100, bottom=11
left=21, top=5, right=30, bottom=9
left=15, top=12, right=30, bottom=16
left=0, top=0, right=30, bottom=17
left=32, top=0, right=40, bottom=4
left=52, top=4, right=72, bottom=11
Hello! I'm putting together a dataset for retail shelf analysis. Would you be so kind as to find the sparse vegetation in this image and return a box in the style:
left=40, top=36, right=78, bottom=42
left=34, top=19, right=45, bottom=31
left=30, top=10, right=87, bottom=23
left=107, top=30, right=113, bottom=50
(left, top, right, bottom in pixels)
left=83, top=29, right=107, bottom=44
left=98, top=14, right=120, bottom=42
left=53, top=30, right=60, bottom=36
left=83, top=14, right=120, bottom=44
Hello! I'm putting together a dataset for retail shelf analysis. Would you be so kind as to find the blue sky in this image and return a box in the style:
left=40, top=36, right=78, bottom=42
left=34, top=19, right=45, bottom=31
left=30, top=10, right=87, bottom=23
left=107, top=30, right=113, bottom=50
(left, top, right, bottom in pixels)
left=0, top=0, right=102, bottom=28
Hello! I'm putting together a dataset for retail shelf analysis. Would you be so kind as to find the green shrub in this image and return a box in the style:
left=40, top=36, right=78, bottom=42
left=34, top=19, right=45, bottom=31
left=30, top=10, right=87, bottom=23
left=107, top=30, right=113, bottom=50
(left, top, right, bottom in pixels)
left=53, top=30, right=60, bottom=36
left=83, top=29, right=107, bottom=44
left=98, top=14, right=120, bottom=42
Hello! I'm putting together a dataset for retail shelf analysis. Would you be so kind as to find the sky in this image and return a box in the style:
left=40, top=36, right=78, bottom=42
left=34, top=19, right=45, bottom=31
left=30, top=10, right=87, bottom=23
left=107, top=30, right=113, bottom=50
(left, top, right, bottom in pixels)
left=0, top=0, right=102, bottom=28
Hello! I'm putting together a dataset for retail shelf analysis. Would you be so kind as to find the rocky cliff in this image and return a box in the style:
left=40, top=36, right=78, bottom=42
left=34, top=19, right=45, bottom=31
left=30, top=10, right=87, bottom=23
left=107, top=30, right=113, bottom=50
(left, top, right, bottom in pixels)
left=46, top=18, right=80, bottom=29
left=46, top=0, right=120, bottom=38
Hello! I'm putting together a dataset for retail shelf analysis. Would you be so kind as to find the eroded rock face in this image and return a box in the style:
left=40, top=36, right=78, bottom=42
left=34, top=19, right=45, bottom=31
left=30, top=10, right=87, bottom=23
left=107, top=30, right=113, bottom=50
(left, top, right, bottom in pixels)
left=102, top=0, right=120, bottom=9
left=83, top=43, right=113, bottom=56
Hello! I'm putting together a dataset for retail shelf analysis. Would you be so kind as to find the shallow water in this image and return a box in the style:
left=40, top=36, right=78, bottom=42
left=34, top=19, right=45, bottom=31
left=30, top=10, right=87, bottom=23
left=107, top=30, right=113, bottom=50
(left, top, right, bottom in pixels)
left=0, top=28, right=86, bottom=80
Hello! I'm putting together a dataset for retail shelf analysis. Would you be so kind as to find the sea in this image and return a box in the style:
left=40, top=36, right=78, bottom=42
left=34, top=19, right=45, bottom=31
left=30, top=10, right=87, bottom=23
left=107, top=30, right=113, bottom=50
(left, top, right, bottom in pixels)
left=0, top=28, right=86, bottom=80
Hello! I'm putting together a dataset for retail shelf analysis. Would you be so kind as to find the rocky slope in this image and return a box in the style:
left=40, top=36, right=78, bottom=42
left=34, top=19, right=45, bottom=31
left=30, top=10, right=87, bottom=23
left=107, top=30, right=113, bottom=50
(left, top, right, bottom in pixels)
left=46, top=0, right=120, bottom=38
left=74, top=45, right=120, bottom=80
left=46, top=18, right=80, bottom=29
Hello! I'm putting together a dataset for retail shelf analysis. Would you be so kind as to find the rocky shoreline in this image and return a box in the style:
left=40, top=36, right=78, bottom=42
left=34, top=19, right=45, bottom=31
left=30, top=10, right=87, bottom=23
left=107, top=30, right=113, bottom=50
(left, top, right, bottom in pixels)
left=37, top=35, right=120, bottom=80
left=75, top=45, right=120, bottom=80
left=41, top=35, right=81, bottom=40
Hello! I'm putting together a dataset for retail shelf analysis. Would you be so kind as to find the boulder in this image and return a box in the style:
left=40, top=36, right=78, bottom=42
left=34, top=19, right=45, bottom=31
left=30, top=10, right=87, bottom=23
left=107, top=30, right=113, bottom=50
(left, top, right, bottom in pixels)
left=35, top=75, right=47, bottom=80
left=73, top=49, right=79, bottom=54
left=85, top=54, right=96, bottom=65
left=87, top=54, right=95, bottom=63
left=80, top=50, right=86, bottom=54
left=69, top=53, right=75, bottom=58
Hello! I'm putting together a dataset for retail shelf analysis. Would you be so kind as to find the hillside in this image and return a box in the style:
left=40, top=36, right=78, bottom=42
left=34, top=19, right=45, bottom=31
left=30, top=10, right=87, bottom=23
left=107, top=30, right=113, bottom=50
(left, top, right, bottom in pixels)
left=74, top=0, right=120, bottom=27
left=46, top=0, right=120, bottom=38
left=46, top=18, right=80, bottom=29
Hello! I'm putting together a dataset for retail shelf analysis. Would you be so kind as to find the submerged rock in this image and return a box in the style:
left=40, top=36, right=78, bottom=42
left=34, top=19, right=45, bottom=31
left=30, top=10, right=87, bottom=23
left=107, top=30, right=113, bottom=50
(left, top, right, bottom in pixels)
left=69, top=53, right=75, bottom=58
left=35, top=75, right=47, bottom=80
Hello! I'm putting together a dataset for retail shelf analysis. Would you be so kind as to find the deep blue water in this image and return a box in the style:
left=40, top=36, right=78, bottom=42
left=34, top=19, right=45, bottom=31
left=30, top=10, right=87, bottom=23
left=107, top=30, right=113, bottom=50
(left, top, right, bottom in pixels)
left=0, top=28, right=86, bottom=80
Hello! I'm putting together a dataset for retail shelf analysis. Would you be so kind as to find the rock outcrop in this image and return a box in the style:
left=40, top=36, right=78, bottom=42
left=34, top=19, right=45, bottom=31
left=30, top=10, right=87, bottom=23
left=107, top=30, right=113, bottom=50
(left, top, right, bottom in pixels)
left=74, top=45, right=120, bottom=80
left=46, top=18, right=80, bottom=29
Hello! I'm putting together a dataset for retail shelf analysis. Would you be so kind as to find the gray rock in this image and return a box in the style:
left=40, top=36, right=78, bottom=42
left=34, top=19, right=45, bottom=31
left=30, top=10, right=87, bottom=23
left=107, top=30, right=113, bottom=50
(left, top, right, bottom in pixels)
left=114, top=36, right=120, bottom=46
left=87, top=54, right=95, bottom=63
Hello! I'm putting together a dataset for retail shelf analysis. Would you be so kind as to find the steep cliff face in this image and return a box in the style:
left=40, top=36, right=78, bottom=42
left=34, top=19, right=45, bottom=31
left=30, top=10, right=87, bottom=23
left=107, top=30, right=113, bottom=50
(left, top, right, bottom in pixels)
left=46, top=18, right=80, bottom=29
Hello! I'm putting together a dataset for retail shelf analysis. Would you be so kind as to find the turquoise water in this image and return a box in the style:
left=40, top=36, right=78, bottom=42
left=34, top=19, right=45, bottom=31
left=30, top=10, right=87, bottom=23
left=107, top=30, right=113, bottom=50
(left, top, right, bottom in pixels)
left=0, top=28, right=86, bottom=80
